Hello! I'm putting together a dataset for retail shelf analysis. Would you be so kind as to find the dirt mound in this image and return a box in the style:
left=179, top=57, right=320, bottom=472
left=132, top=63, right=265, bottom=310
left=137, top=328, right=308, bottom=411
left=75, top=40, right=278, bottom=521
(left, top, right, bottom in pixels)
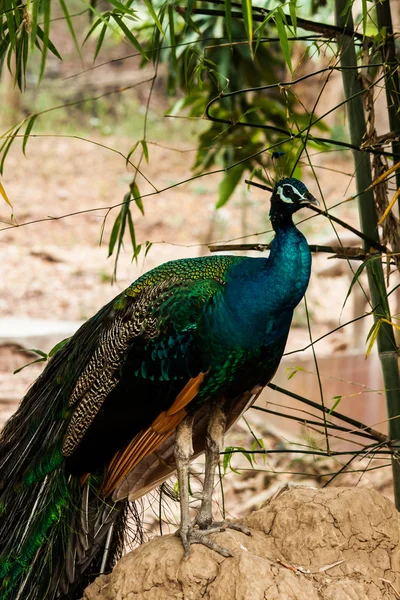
left=83, top=486, right=400, bottom=599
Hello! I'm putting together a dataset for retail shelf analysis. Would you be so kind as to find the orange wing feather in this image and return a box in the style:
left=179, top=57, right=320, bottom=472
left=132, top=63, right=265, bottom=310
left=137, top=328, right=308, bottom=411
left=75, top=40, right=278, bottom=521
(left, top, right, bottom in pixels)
left=101, top=372, right=205, bottom=497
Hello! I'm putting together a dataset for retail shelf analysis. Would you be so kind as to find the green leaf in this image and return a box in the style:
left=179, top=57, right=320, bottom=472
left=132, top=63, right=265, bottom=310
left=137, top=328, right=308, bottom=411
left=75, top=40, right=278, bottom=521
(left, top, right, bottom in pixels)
left=36, top=25, right=62, bottom=60
left=237, top=446, right=254, bottom=468
left=223, top=446, right=235, bottom=474
left=94, top=22, right=108, bottom=61
left=0, top=123, right=23, bottom=175
left=241, top=0, right=253, bottom=54
left=24, top=348, right=48, bottom=359
left=361, top=0, right=367, bottom=36
left=48, top=337, right=70, bottom=357
left=225, top=0, right=232, bottom=42
left=216, top=165, right=245, bottom=208
left=14, top=357, right=47, bottom=374
left=58, top=0, right=82, bottom=58
left=328, top=396, right=343, bottom=414
left=365, top=320, right=381, bottom=358
left=38, top=0, right=51, bottom=82
left=83, top=17, right=104, bottom=46
left=340, top=0, right=354, bottom=17
left=22, top=114, right=38, bottom=156
left=289, top=1, right=297, bottom=34
left=167, top=4, right=178, bottom=74
left=108, top=210, right=122, bottom=257
left=126, top=140, right=140, bottom=165
left=275, top=10, right=292, bottom=74
left=185, top=0, right=196, bottom=27
left=112, top=14, right=147, bottom=60
left=341, top=259, right=369, bottom=314
left=30, top=0, right=39, bottom=50
left=142, top=0, right=165, bottom=38
left=127, top=206, right=136, bottom=251
left=131, top=181, right=145, bottom=215
left=286, top=366, right=306, bottom=380
left=141, top=140, right=149, bottom=163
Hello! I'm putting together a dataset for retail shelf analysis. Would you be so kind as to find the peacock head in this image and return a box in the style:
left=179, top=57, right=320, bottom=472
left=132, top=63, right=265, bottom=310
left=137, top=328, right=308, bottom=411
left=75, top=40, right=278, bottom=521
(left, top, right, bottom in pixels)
left=270, top=177, right=319, bottom=228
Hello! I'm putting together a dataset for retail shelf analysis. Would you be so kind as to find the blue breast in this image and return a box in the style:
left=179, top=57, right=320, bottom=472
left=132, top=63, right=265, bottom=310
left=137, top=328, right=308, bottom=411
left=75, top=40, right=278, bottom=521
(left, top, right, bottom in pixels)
left=208, top=227, right=311, bottom=350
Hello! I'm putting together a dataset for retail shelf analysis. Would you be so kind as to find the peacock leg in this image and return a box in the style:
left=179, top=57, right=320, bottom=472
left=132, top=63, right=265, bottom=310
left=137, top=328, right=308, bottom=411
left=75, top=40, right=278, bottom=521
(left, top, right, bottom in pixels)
left=175, top=414, right=195, bottom=555
left=195, top=399, right=252, bottom=539
left=175, top=410, right=238, bottom=557
left=195, top=399, right=226, bottom=529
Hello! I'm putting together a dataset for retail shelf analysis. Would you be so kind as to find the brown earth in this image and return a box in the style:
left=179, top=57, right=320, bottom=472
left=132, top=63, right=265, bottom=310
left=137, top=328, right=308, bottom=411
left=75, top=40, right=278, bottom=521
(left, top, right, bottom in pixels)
left=83, top=486, right=400, bottom=600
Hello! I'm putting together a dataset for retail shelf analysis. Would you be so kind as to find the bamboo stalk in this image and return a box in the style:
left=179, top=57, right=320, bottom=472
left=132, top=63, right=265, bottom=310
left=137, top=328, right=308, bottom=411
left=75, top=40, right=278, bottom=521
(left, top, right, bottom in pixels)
left=374, top=0, right=400, bottom=193
left=335, top=0, right=400, bottom=508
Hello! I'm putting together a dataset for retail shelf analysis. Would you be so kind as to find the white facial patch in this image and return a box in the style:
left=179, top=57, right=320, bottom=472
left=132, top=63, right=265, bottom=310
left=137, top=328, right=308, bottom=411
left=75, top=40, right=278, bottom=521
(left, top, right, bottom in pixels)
left=278, top=184, right=296, bottom=203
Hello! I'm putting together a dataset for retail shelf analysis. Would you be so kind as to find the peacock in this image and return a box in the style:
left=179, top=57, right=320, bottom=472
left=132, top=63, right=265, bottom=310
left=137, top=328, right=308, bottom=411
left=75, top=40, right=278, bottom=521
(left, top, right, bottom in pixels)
left=0, top=177, right=318, bottom=600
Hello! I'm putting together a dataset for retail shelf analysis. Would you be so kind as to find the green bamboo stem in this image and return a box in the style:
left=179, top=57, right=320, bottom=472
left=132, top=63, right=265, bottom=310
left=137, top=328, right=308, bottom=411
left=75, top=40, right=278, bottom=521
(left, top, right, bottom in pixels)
left=335, top=0, right=400, bottom=508
left=374, top=0, right=400, bottom=192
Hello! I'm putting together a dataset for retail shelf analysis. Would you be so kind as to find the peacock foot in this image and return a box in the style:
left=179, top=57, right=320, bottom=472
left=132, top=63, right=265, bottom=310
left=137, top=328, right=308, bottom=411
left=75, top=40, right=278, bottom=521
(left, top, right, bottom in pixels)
left=195, top=513, right=252, bottom=536
left=176, top=520, right=251, bottom=557
left=177, top=524, right=234, bottom=557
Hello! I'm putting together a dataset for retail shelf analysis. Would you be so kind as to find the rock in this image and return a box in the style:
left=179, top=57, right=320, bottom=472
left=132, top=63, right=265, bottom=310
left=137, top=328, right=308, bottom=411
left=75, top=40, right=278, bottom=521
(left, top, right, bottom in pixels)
left=83, top=487, right=400, bottom=599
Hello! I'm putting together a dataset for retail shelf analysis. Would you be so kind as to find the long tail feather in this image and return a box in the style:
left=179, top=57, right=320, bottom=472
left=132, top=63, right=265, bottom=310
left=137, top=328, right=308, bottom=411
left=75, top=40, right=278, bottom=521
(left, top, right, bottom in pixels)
left=0, top=302, right=132, bottom=600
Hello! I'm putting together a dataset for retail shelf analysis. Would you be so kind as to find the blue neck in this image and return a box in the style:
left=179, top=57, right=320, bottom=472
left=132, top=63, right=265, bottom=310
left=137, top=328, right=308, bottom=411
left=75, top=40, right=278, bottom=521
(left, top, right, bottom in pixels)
left=215, top=223, right=312, bottom=348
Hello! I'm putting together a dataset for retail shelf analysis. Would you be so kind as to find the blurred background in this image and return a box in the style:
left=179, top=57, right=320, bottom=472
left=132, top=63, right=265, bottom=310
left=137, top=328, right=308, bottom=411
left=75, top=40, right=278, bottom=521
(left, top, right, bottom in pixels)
left=0, top=0, right=398, bottom=532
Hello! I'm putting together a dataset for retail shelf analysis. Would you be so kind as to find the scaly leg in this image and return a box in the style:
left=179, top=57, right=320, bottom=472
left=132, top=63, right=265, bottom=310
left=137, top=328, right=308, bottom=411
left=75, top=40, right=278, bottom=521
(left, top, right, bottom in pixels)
left=195, top=400, right=251, bottom=541
left=175, top=410, right=241, bottom=557
left=174, top=414, right=194, bottom=555
left=195, top=400, right=226, bottom=529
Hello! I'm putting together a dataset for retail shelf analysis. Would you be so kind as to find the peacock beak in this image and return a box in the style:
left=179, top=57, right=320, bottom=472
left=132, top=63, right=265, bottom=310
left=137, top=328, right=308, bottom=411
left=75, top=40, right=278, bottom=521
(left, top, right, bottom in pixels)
left=302, top=192, right=319, bottom=207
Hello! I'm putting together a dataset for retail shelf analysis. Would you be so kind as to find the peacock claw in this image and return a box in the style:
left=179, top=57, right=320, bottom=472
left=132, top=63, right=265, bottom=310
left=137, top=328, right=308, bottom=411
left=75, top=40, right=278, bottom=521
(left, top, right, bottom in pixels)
left=195, top=517, right=252, bottom=537
left=211, top=521, right=252, bottom=536
left=177, top=525, right=233, bottom=558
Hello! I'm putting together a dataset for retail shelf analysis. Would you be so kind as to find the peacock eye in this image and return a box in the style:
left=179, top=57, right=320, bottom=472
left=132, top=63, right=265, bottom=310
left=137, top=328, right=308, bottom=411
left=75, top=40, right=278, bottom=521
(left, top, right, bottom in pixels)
left=282, top=185, right=294, bottom=199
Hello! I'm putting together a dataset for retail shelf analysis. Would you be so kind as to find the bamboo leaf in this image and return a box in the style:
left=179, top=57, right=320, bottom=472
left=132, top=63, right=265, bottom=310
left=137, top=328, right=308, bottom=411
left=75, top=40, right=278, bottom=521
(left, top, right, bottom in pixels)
left=22, top=114, right=38, bottom=156
left=329, top=396, right=343, bottom=414
left=365, top=320, right=381, bottom=358
left=361, top=0, right=367, bottom=37
left=5, top=2, right=16, bottom=50
left=275, top=9, right=292, bottom=74
left=167, top=4, right=178, bottom=74
left=0, top=181, right=11, bottom=206
left=185, top=0, right=196, bottom=26
left=130, top=181, right=145, bottom=215
left=126, top=140, right=140, bottom=165
left=216, top=165, right=245, bottom=208
left=14, top=357, right=47, bottom=374
left=378, top=187, right=400, bottom=225
left=58, top=0, right=82, bottom=58
left=0, top=123, right=23, bottom=175
left=286, top=366, right=306, bottom=380
left=341, top=259, right=370, bottom=313
left=141, top=140, right=149, bottom=163
left=142, top=0, right=165, bottom=38
left=223, top=446, right=236, bottom=474
left=108, top=210, right=122, bottom=257
left=94, top=22, right=108, bottom=61
left=38, top=0, right=51, bottom=82
left=48, top=337, right=70, bottom=357
left=241, top=0, right=253, bottom=54
left=30, top=0, right=39, bottom=50
left=225, top=0, right=232, bottom=42
left=112, top=14, right=147, bottom=59
left=83, top=17, right=103, bottom=45
left=127, top=206, right=136, bottom=254
left=289, top=0, right=297, bottom=34
left=36, top=25, right=62, bottom=60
